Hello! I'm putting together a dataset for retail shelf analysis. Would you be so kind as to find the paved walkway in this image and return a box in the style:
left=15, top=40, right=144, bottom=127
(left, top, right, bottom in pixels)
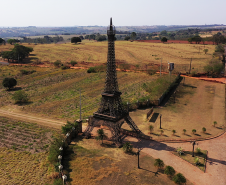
left=124, top=132, right=226, bottom=185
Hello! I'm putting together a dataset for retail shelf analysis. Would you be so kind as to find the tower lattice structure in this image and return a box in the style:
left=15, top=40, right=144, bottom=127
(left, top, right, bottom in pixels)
left=84, top=18, right=142, bottom=143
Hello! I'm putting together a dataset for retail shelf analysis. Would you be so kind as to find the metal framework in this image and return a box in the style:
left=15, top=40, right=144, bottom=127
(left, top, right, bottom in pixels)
left=84, top=18, right=142, bottom=143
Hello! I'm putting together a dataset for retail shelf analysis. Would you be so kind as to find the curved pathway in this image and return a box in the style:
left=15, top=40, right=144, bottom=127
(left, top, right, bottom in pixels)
left=125, top=132, right=226, bottom=185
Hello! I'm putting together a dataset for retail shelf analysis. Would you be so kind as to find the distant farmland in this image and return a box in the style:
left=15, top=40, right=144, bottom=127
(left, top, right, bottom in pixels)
left=0, top=41, right=215, bottom=73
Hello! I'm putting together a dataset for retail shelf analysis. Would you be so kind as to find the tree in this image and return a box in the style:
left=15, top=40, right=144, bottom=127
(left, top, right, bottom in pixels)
left=53, top=60, right=62, bottom=67
left=160, top=30, right=167, bottom=36
left=0, top=38, right=5, bottom=44
left=164, top=166, right=175, bottom=177
left=154, top=158, right=164, bottom=169
left=215, top=44, right=225, bottom=53
left=131, top=32, right=137, bottom=40
left=124, top=36, right=130, bottom=41
left=203, top=49, right=208, bottom=54
left=192, top=35, right=202, bottom=44
left=172, top=173, right=186, bottom=184
left=7, top=39, right=19, bottom=45
left=2, top=78, right=17, bottom=90
left=123, top=142, right=133, bottom=153
left=11, top=44, right=33, bottom=62
left=160, top=129, right=164, bottom=135
left=12, top=90, right=29, bottom=104
left=161, top=37, right=168, bottom=43
left=0, top=51, right=12, bottom=62
left=149, top=125, right=154, bottom=134
left=95, top=129, right=107, bottom=144
left=71, top=37, right=81, bottom=43
left=213, top=121, right=217, bottom=127
left=70, top=60, right=77, bottom=66
left=172, top=130, right=176, bottom=135
left=202, top=127, right=206, bottom=133
left=96, top=35, right=107, bottom=41
left=183, top=129, right=186, bottom=135
left=79, top=36, right=84, bottom=40
left=204, top=59, right=224, bottom=77
left=62, top=121, right=78, bottom=134
left=192, top=129, right=196, bottom=134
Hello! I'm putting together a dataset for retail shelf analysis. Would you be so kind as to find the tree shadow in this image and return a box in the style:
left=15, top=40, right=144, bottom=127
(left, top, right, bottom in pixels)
left=7, top=87, right=22, bottom=91
left=183, top=84, right=197, bottom=88
left=16, top=101, right=33, bottom=106
left=194, top=133, right=201, bottom=136
left=205, top=132, right=211, bottom=135
left=172, top=134, right=181, bottom=138
left=185, top=134, right=192, bottom=137
left=216, top=127, right=223, bottom=130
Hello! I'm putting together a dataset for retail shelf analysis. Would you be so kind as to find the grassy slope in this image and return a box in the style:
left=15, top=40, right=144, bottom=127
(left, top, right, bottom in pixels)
left=0, top=65, right=175, bottom=120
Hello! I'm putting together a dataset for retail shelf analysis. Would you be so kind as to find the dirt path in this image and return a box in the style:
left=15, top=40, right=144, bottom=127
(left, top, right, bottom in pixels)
left=0, top=109, right=65, bottom=129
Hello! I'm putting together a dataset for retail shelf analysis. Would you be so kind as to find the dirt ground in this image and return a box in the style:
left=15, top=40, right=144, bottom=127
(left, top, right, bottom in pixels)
left=122, top=77, right=225, bottom=140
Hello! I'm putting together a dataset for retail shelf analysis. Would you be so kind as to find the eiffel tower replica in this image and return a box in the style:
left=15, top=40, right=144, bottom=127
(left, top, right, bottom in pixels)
left=84, top=18, right=142, bottom=143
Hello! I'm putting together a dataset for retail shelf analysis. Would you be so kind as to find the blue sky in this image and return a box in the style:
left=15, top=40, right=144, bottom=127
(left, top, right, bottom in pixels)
left=1, top=0, right=226, bottom=27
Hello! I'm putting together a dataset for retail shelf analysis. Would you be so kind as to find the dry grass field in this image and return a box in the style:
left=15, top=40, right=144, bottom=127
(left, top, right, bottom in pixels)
left=123, top=77, right=225, bottom=140
left=0, top=65, right=176, bottom=121
left=63, top=137, right=193, bottom=185
left=0, top=117, right=56, bottom=185
left=0, top=41, right=215, bottom=73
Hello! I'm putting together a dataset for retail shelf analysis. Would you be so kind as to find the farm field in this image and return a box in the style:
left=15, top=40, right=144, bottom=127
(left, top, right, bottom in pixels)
left=0, top=116, right=57, bottom=184
left=0, top=40, right=215, bottom=73
left=63, top=136, right=193, bottom=185
left=0, top=65, right=176, bottom=121
left=123, top=77, right=226, bottom=140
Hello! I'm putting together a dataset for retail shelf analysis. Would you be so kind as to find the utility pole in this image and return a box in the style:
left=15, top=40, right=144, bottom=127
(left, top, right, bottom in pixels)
left=189, top=58, right=192, bottom=74
left=160, top=58, right=162, bottom=76
left=80, top=89, right=81, bottom=120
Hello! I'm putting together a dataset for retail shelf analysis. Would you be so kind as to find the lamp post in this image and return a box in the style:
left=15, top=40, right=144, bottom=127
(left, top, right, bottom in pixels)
left=191, top=140, right=198, bottom=157
left=62, top=174, right=67, bottom=185
left=58, top=164, right=63, bottom=173
left=160, top=114, right=162, bottom=129
left=137, top=148, right=142, bottom=169
left=58, top=155, right=62, bottom=164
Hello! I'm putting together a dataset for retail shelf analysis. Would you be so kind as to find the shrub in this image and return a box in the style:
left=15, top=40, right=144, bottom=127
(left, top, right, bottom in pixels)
left=164, top=166, right=175, bottom=177
left=154, top=158, right=164, bottom=169
left=95, top=128, right=107, bottom=144
left=183, top=129, right=186, bottom=135
left=20, top=69, right=36, bottom=75
left=70, top=60, right=77, bottom=66
left=123, top=142, right=133, bottom=153
left=2, top=77, right=17, bottom=89
left=149, top=125, right=154, bottom=133
left=173, top=173, right=186, bottom=184
left=202, top=127, right=206, bottom=133
left=204, top=59, right=224, bottom=77
left=213, top=121, right=217, bottom=127
left=196, top=147, right=202, bottom=154
left=160, top=129, right=164, bottom=135
left=53, top=60, right=62, bottom=67
left=87, top=67, right=96, bottom=73
left=61, top=121, right=78, bottom=134
left=192, top=129, right=196, bottom=134
left=176, top=147, right=184, bottom=156
left=12, top=90, right=29, bottom=104
left=61, top=66, right=69, bottom=70
left=194, top=157, right=200, bottom=165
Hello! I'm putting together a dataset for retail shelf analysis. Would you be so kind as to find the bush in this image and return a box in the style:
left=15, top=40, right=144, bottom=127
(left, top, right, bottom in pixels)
left=172, top=130, right=176, bottom=135
left=164, top=166, right=175, bottom=177
left=204, top=59, right=224, bottom=77
left=176, top=147, right=184, bottom=156
left=12, top=90, right=29, bottom=104
left=53, top=60, right=62, bottom=67
left=213, top=121, right=217, bottom=127
left=20, top=69, right=36, bottom=75
left=123, top=142, right=133, bottom=153
left=87, top=67, right=96, bottom=73
left=196, top=147, right=202, bottom=154
left=183, top=129, right=186, bottom=135
left=194, top=157, right=200, bottom=165
left=61, top=66, right=69, bottom=70
left=71, top=37, right=81, bottom=43
left=70, top=60, right=77, bottom=66
left=149, top=125, right=154, bottom=133
left=2, top=77, right=17, bottom=89
left=61, top=121, right=79, bottom=134
left=192, top=129, right=196, bottom=134
left=173, top=173, right=186, bottom=184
